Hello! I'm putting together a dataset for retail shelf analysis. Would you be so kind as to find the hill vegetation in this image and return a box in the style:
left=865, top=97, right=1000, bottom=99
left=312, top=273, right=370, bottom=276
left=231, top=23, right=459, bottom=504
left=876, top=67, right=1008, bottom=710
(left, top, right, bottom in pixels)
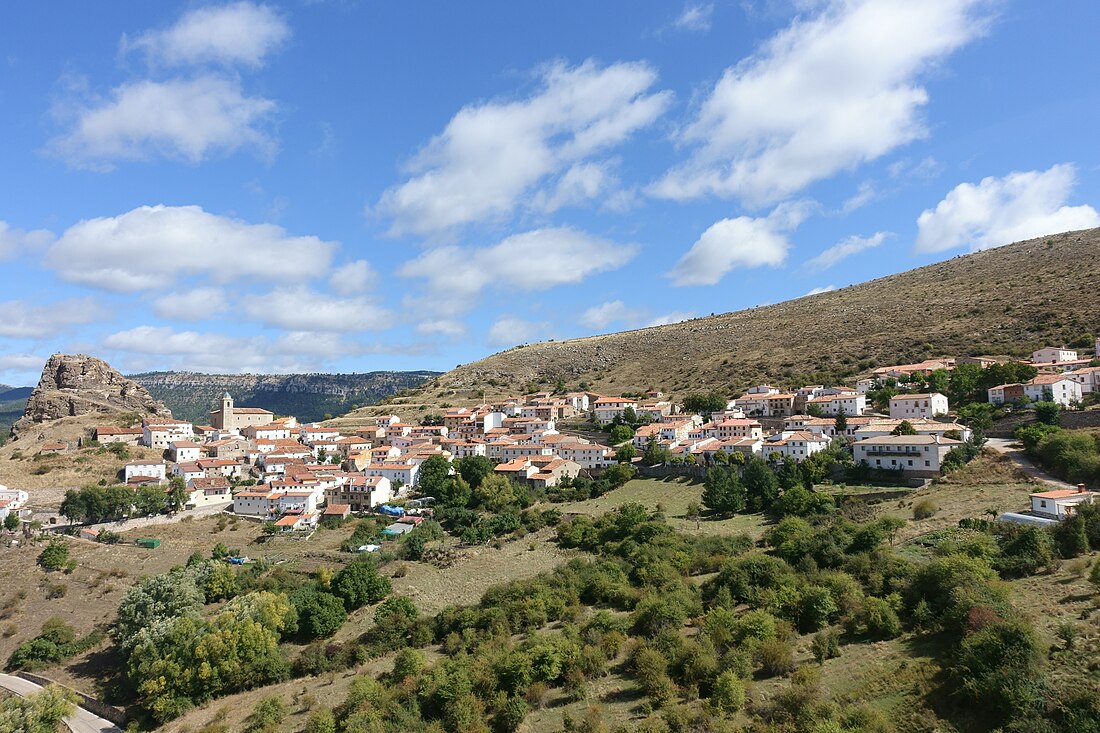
left=342, top=227, right=1100, bottom=423
left=128, top=370, right=440, bottom=424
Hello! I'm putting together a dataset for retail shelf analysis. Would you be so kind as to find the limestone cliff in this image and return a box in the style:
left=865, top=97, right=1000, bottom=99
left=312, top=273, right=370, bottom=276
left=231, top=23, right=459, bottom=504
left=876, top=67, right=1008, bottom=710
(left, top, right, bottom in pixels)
left=11, top=354, right=171, bottom=438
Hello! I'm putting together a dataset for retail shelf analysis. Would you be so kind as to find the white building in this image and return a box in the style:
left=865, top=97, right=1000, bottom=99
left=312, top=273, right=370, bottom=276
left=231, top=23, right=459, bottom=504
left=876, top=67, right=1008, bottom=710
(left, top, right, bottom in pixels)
left=1024, top=375, right=1083, bottom=407
left=593, top=398, right=639, bottom=425
left=186, top=477, right=232, bottom=508
left=363, top=462, right=420, bottom=489
left=325, top=475, right=393, bottom=512
left=1031, top=346, right=1078, bottom=364
left=889, top=393, right=949, bottom=420
left=806, top=393, right=866, bottom=417
left=1030, top=487, right=1096, bottom=520
left=760, top=431, right=830, bottom=463
left=124, top=460, right=166, bottom=484
left=852, top=435, right=962, bottom=477
left=232, top=490, right=281, bottom=519
left=169, top=440, right=202, bottom=463
left=142, top=418, right=194, bottom=449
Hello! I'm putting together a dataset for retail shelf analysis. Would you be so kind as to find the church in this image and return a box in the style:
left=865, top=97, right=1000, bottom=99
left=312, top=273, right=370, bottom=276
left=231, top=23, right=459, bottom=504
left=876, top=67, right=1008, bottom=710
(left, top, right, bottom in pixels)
left=209, top=392, right=275, bottom=430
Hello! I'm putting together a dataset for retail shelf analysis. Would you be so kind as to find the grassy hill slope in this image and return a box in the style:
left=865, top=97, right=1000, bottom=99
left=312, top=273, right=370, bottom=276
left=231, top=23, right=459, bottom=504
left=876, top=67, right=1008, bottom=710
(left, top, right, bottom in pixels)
left=340, top=227, right=1100, bottom=422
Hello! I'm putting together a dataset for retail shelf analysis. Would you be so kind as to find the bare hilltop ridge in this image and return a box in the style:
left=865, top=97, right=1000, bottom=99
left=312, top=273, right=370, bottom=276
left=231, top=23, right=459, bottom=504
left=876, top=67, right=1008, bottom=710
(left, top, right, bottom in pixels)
left=11, top=354, right=171, bottom=439
left=336, top=227, right=1100, bottom=423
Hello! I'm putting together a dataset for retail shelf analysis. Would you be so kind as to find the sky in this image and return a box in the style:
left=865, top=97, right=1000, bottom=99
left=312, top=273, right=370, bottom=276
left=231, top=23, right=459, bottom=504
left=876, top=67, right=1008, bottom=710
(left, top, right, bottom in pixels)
left=1, top=0, right=1098, bottom=386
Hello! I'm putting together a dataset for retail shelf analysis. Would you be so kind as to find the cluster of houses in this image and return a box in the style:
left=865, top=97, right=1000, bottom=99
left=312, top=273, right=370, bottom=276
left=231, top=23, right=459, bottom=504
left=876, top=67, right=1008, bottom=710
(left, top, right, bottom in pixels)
left=67, top=340, right=1099, bottom=533
left=0, top=485, right=30, bottom=524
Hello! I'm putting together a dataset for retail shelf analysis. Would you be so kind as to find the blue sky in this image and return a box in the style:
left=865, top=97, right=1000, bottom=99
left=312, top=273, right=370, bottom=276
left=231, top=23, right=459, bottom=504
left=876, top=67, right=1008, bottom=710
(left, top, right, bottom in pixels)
left=1, top=0, right=1098, bottom=385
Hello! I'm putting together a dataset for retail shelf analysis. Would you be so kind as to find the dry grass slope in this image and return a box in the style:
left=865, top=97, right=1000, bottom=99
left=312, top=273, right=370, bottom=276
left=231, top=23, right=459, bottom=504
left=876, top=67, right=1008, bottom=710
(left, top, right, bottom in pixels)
left=336, top=227, right=1100, bottom=424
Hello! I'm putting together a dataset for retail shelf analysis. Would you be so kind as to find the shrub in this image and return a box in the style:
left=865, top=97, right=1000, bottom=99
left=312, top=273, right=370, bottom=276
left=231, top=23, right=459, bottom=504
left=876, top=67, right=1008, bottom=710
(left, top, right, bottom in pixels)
left=912, top=499, right=938, bottom=520
left=811, top=628, right=841, bottom=663
left=244, top=696, right=286, bottom=733
left=710, top=670, right=745, bottom=715
left=37, top=539, right=71, bottom=571
left=756, top=638, right=796, bottom=678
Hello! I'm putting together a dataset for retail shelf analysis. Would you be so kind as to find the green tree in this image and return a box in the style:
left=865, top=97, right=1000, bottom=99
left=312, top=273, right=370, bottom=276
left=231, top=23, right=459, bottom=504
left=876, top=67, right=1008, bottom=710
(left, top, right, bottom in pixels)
left=59, top=489, right=87, bottom=524
left=892, top=420, right=917, bottom=436
left=305, top=708, right=337, bottom=733
left=0, top=684, right=77, bottom=732
left=710, top=670, right=745, bottom=715
left=134, top=484, right=168, bottom=516
left=954, top=619, right=1047, bottom=724
left=949, top=363, right=982, bottom=406
left=167, top=476, right=189, bottom=512
left=609, top=424, right=634, bottom=444
left=332, top=558, right=391, bottom=610
left=957, top=402, right=998, bottom=433
left=833, top=408, right=848, bottom=434
left=4, top=512, right=20, bottom=532
left=682, top=392, right=726, bottom=416
left=642, top=439, right=665, bottom=466
left=1033, top=401, right=1062, bottom=426
left=292, top=589, right=347, bottom=639
left=702, top=467, right=746, bottom=515
left=472, top=473, right=519, bottom=512
left=615, top=444, right=636, bottom=463
left=622, top=406, right=638, bottom=425
left=926, top=368, right=951, bottom=394
left=457, top=455, right=494, bottom=489
left=417, top=455, right=453, bottom=498
left=742, top=456, right=780, bottom=512
left=37, top=538, right=71, bottom=571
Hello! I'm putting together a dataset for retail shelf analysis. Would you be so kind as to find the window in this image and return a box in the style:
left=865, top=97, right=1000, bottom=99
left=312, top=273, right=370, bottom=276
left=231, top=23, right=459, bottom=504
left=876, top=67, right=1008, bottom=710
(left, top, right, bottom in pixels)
left=1040, top=500, right=1047, bottom=508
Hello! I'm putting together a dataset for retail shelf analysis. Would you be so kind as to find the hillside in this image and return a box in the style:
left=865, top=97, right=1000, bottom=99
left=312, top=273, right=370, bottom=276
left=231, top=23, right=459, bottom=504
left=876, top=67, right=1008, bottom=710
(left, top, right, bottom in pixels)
left=130, top=370, right=440, bottom=424
left=339, top=227, right=1100, bottom=423
left=0, top=386, right=31, bottom=439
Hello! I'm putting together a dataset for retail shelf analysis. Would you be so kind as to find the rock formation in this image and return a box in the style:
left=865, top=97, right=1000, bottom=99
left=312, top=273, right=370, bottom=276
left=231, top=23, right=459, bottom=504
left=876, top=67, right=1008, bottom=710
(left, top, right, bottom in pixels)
left=11, top=354, right=171, bottom=438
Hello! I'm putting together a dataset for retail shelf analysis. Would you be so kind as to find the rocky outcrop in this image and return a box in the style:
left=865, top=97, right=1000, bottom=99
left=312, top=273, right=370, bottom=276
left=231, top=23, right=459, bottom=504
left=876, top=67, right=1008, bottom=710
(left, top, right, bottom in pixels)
left=11, top=354, right=171, bottom=438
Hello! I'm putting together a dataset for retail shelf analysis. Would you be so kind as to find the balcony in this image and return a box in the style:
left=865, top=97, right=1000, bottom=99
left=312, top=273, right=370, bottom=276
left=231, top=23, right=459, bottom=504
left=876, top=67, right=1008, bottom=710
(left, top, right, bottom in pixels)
left=862, top=449, right=922, bottom=457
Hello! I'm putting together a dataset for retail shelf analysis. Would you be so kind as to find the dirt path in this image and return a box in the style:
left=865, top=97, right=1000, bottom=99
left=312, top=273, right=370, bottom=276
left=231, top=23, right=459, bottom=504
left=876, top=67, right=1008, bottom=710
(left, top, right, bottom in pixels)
left=984, top=437, right=1077, bottom=490
left=0, top=673, right=122, bottom=733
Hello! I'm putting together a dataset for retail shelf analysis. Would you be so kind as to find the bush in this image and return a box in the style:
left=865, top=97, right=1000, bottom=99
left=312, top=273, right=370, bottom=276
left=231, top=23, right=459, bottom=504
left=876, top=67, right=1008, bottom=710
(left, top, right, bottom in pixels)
left=954, top=619, right=1047, bottom=724
left=37, top=539, right=71, bottom=571
left=710, top=670, right=745, bottom=715
left=912, top=499, right=938, bottom=520
left=244, top=696, right=286, bottom=733
left=811, top=628, right=841, bottom=663
left=756, top=638, right=796, bottom=678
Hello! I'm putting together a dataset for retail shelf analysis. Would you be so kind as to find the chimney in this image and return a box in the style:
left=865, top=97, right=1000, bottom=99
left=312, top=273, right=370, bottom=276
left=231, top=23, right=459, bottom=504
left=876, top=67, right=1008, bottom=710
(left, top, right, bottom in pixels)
left=1079, top=483, right=1087, bottom=494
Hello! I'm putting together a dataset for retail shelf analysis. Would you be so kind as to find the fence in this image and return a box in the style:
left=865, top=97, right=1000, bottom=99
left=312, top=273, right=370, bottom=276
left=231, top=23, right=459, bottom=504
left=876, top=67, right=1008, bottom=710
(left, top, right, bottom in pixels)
left=15, top=671, right=128, bottom=726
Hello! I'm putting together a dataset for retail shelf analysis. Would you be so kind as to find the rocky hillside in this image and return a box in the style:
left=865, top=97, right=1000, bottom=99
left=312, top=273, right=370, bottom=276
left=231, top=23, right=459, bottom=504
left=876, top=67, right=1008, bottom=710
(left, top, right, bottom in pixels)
left=131, top=370, right=440, bottom=424
left=11, top=354, right=172, bottom=439
left=341, top=227, right=1100, bottom=422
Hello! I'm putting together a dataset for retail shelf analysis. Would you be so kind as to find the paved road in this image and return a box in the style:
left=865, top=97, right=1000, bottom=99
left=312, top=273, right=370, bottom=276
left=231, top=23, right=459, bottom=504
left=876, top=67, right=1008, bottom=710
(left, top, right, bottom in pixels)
left=985, top=437, right=1077, bottom=490
left=0, top=673, right=122, bottom=733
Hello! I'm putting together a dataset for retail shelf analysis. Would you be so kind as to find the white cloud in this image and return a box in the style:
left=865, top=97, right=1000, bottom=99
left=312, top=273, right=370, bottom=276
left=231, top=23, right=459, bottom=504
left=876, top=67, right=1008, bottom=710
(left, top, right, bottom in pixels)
left=487, top=317, right=547, bottom=347
left=0, top=353, right=46, bottom=375
left=376, top=60, right=672, bottom=237
left=0, top=298, right=108, bottom=339
left=805, top=285, right=838, bottom=296
left=122, top=2, right=289, bottom=68
left=805, top=231, right=891, bottom=269
left=329, top=260, right=377, bottom=296
left=673, top=3, right=714, bottom=31
left=0, top=221, right=54, bottom=260
left=52, top=76, right=276, bottom=169
left=152, top=287, right=226, bottom=320
left=841, top=181, right=878, bottom=213
left=668, top=202, right=809, bottom=286
left=580, top=300, right=642, bottom=330
left=400, top=227, right=637, bottom=311
left=241, top=287, right=390, bottom=332
left=417, top=319, right=467, bottom=337
left=915, top=164, right=1100, bottom=253
left=47, top=205, right=337, bottom=292
left=652, top=0, right=989, bottom=205
left=646, top=311, right=694, bottom=327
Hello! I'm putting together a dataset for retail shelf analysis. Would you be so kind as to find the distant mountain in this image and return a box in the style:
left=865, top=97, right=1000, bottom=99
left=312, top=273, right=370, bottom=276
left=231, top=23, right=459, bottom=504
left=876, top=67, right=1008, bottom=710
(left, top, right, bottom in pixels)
left=0, top=386, right=32, bottom=439
left=129, top=370, right=440, bottom=424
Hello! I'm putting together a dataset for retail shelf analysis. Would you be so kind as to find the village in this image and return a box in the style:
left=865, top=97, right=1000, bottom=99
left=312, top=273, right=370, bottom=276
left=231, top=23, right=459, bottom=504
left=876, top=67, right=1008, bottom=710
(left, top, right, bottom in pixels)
left=3, top=341, right=1098, bottom=541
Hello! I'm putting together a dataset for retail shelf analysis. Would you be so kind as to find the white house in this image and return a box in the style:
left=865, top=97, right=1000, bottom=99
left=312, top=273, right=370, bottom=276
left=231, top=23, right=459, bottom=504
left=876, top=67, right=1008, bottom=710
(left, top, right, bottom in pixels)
left=232, top=490, right=281, bottom=519
left=889, top=393, right=949, bottom=420
left=186, top=477, right=232, bottom=508
left=325, top=475, right=393, bottom=512
left=169, top=440, right=202, bottom=463
left=593, top=398, right=638, bottom=425
left=1023, top=375, right=1083, bottom=407
left=124, top=460, right=166, bottom=484
left=852, top=435, right=962, bottom=476
left=807, top=393, right=866, bottom=417
left=1066, top=366, right=1100, bottom=394
left=1031, top=346, right=1078, bottom=364
left=760, top=431, right=830, bottom=463
left=556, top=441, right=614, bottom=469
left=363, top=461, right=420, bottom=489
left=142, top=418, right=194, bottom=449
left=1030, top=486, right=1096, bottom=520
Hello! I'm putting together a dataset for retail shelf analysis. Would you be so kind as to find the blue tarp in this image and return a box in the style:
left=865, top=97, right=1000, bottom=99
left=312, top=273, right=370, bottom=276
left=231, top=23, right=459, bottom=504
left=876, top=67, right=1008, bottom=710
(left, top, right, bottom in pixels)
left=379, top=505, right=406, bottom=516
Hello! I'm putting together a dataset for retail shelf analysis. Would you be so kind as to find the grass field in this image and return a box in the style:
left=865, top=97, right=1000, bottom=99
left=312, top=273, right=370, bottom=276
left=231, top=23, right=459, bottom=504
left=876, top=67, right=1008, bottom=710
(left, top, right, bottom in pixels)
left=554, top=476, right=770, bottom=538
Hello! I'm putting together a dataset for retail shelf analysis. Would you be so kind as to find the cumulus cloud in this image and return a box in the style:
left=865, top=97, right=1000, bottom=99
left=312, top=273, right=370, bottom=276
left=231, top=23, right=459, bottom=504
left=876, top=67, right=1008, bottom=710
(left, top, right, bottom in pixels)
left=241, top=287, right=390, bottom=332
left=329, top=260, right=377, bottom=296
left=0, top=298, right=108, bottom=339
left=51, top=77, right=276, bottom=168
left=580, top=300, right=643, bottom=330
left=46, top=205, right=337, bottom=292
left=122, top=2, right=289, bottom=68
left=400, top=227, right=637, bottom=311
left=673, top=3, right=714, bottom=31
left=417, top=319, right=467, bottom=337
left=646, top=311, right=694, bottom=327
left=668, top=202, right=809, bottom=286
left=152, top=287, right=226, bottom=320
left=804, top=285, right=838, bottom=296
left=915, top=164, right=1100, bottom=253
left=376, top=60, right=672, bottom=237
left=487, top=317, right=547, bottom=347
left=0, top=221, right=54, bottom=260
left=0, top=353, right=46, bottom=374
left=806, top=231, right=891, bottom=269
left=651, top=0, right=989, bottom=205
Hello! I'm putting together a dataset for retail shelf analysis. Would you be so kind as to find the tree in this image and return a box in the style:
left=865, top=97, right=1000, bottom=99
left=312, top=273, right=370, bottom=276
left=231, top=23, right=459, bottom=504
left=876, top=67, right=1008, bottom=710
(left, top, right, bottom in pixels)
left=710, top=670, right=746, bottom=715
left=4, top=512, right=21, bottom=532
left=456, top=455, right=494, bottom=489
left=59, top=489, right=86, bottom=524
left=642, top=439, right=665, bottom=466
left=702, top=467, right=746, bottom=515
left=926, top=368, right=951, bottom=394
left=292, top=589, right=347, bottom=639
left=891, top=420, right=917, bottom=436
left=472, top=473, right=518, bottom=512
left=833, top=408, right=848, bottom=434
left=742, top=456, right=779, bottom=512
left=37, top=538, right=71, bottom=571
left=418, top=455, right=452, bottom=498
left=957, top=403, right=998, bottom=434
left=622, top=406, right=638, bottom=425
left=609, top=424, right=634, bottom=445
left=615, top=444, right=636, bottom=463
left=682, top=392, right=726, bottom=416
left=134, top=484, right=168, bottom=516
left=949, top=363, right=982, bottom=406
left=0, top=684, right=77, bottom=732
left=332, top=558, right=391, bottom=610
left=167, top=476, right=188, bottom=512
left=806, top=403, right=825, bottom=418
left=1034, top=401, right=1062, bottom=426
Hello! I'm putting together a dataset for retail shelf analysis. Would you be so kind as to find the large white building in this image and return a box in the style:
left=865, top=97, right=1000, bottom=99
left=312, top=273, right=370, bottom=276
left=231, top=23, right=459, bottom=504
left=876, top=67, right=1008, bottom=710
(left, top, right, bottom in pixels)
left=889, top=393, right=949, bottom=420
left=1031, top=346, right=1078, bottom=364
left=852, top=435, right=962, bottom=477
